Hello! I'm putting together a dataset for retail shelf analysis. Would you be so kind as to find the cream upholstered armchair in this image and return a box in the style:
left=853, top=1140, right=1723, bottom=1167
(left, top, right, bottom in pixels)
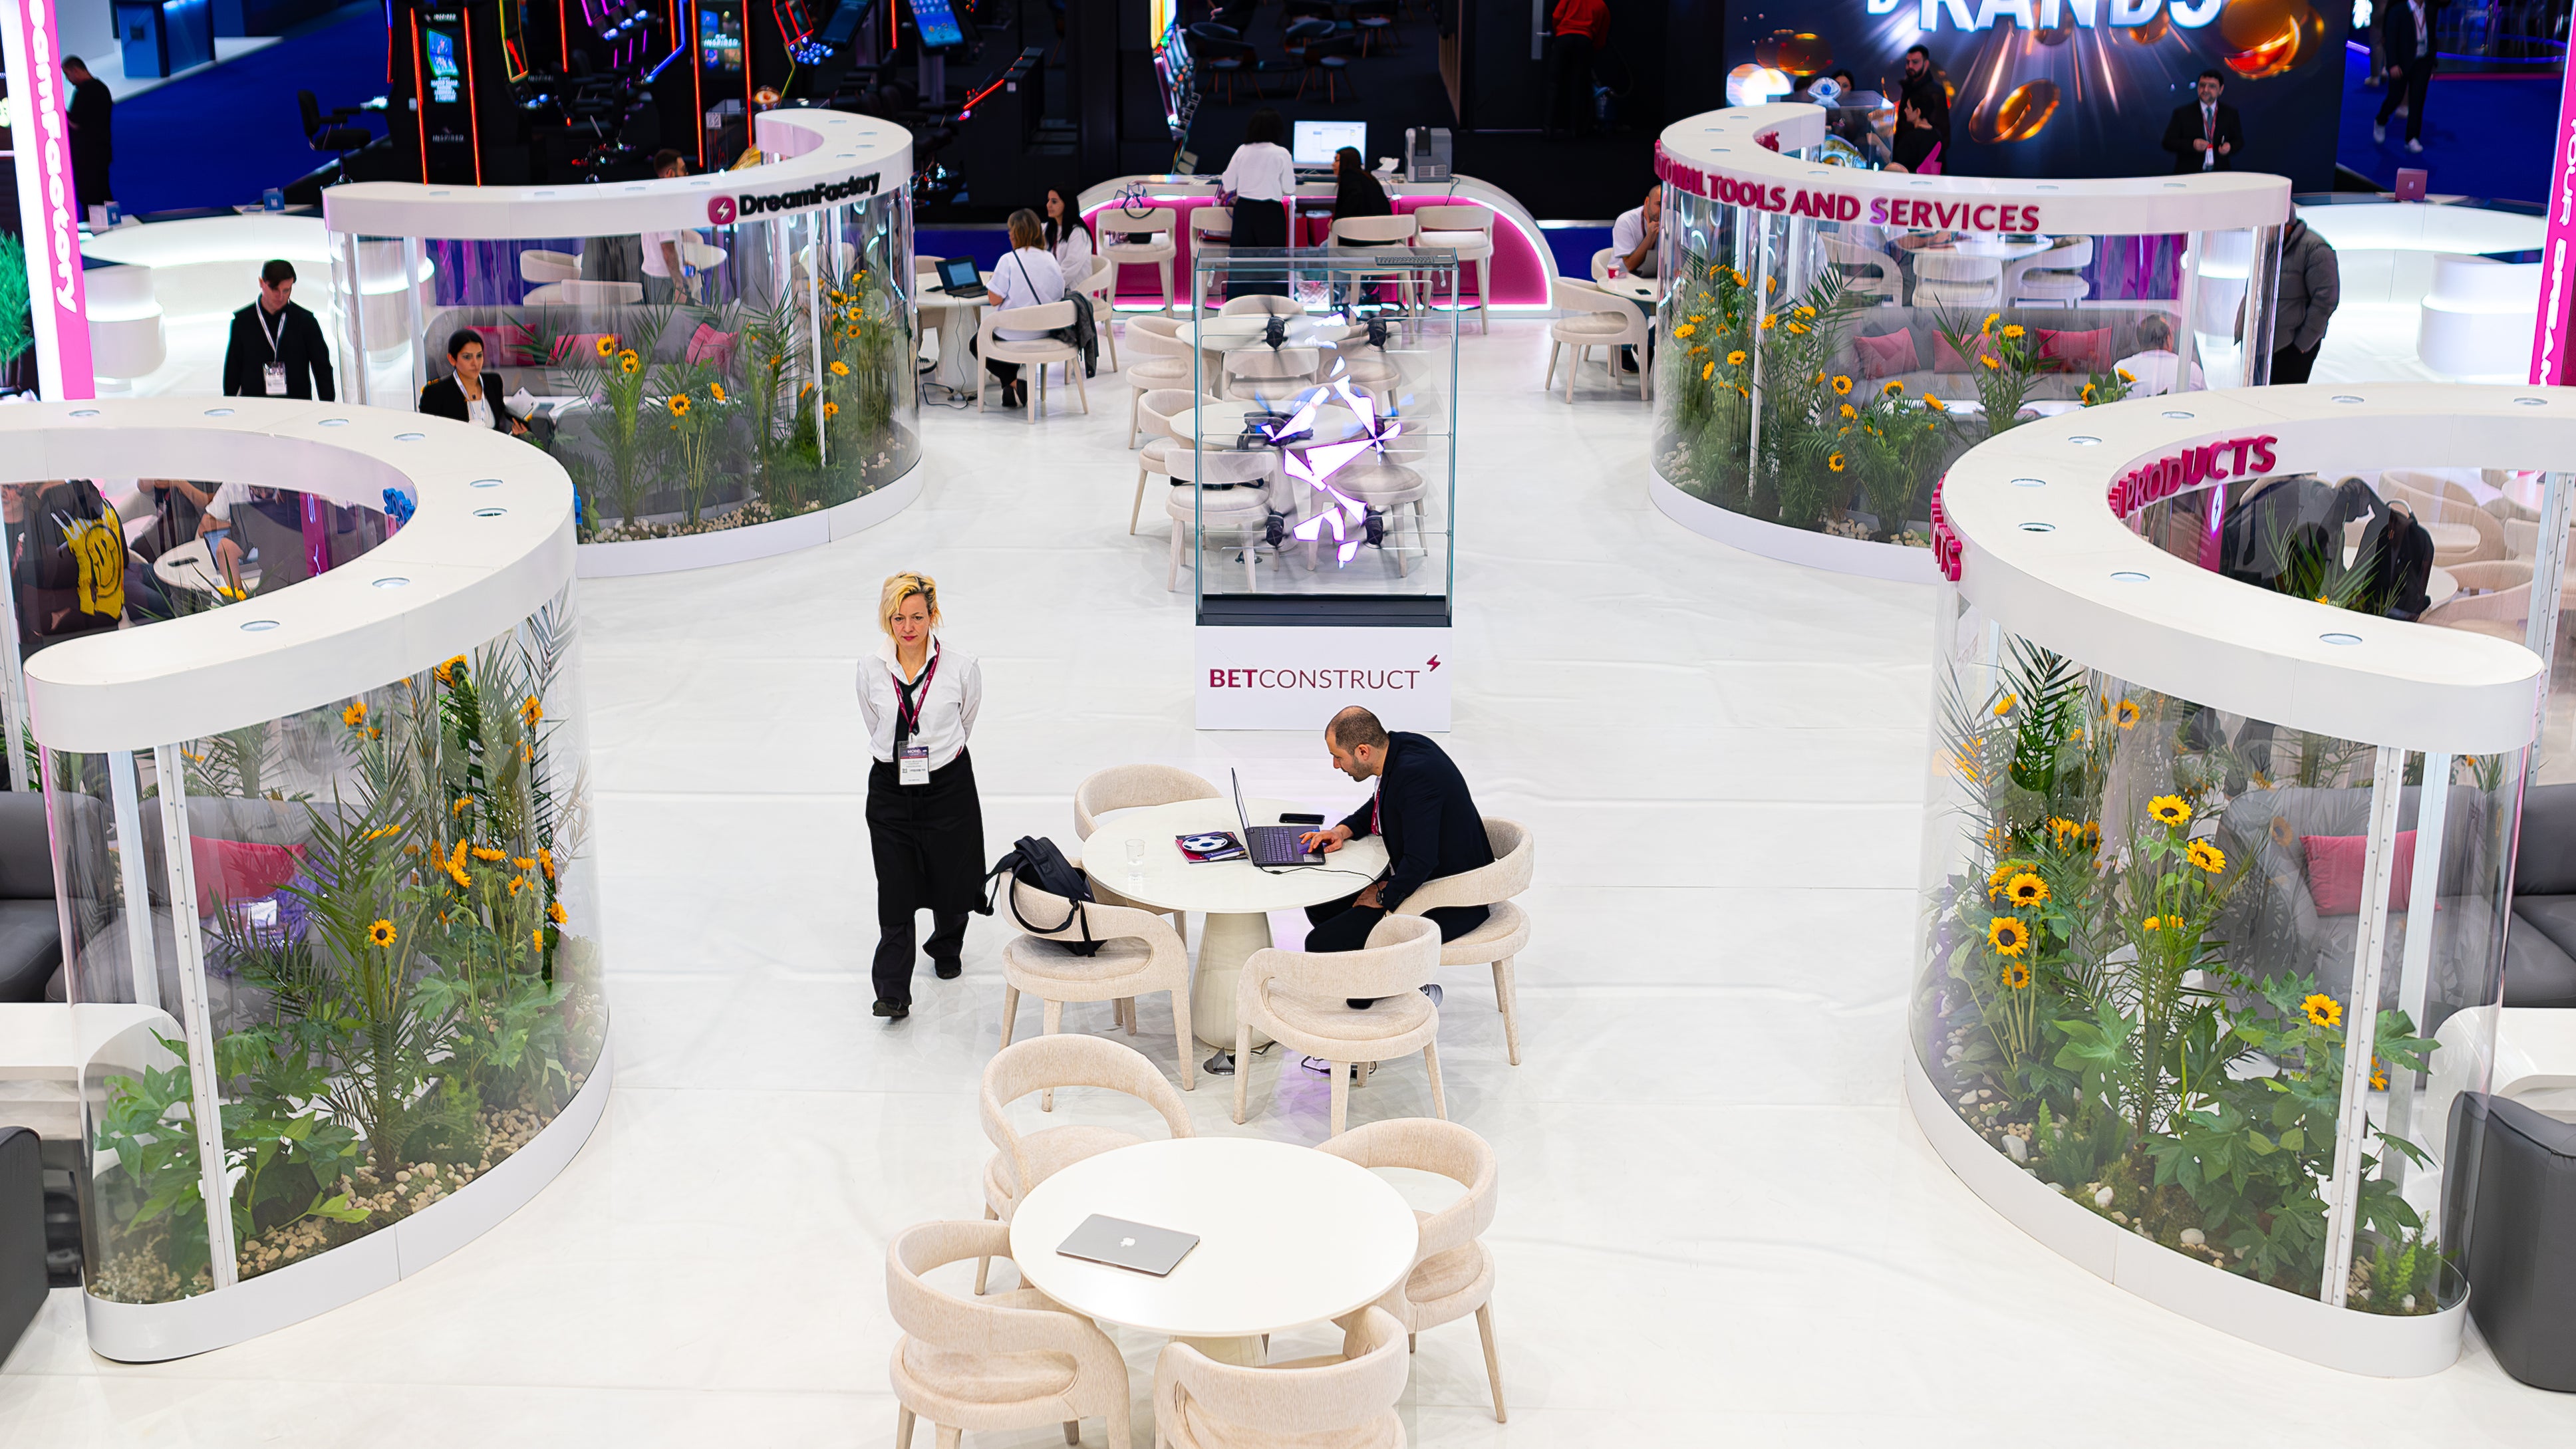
left=2380, top=470, right=2508, bottom=567
left=1391, top=818, right=1533, bottom=1066
left=1218, top=294, right=1304, bottom=317
left=977, top=1034, right=1194, bottom=1293
left=976, top=299, right=1089, bottom=420
left=1000, top=879, right=1195, bottom=1089
left=887, top=1219, right=1133, bottom=1449
left=1233, top=914, right=1445, bottom=1138
left=1153, top=1306, right=1410, bottom=1449
left=1316, top=1118, right=1506, bottom=1422
left=1546, top=277, right=1649, bottom=402
left=1097, top=206, right=1180, bottom=313
left=1124, top=317, right=1198, bottom=442
left=1074, top=763, right=1222, bottom=929
left=1130, top=390, right=1225, bottom=535
left=2421, top=559, right=2535, bottom=642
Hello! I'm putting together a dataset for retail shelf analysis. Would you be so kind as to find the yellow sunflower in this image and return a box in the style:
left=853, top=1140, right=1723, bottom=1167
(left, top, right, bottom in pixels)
left=506, top=876, right=526, bottom=898
left=823, top=401, right=841, bottom=420
left=533, top=929, right=547, bottom=954
left=342, top=700, right=367, bottom=727
left=1839, top=402, right=1857, bottom=420
left=1924, top=396, right=1947, bottom=413
left=594, top=334, right=617, bottom=358
left=830, top=360, right=850, bottom=377
left=539, top=847, right=555, bottom=880
left=521, top=695, right=543, bottom=729
left=2003, top=960, right=2032, bottom=989
left=619, top=353, right=640, bottom=376
left=1979, top=354, right=2001, bottom=370
left=548, top=900, right=567, bottom=924
left=2005, top=872, right=2049, bottom=907
left=512, top=856, right=535, bottom=872
left=1830, top=374, right=1853, bottom=395
left=2081, top=384, right=2098, bottom=405
left=2370, top=1059, right=2388, bottom=1091
left=1796, top=305, right=1816, bottom=319
left=1727, top=349, right=1747, bottom=366
left=1671, top=323, right=1695, bottom=338
left=2186, top=839, right=2226, bottom=874
left=1988, top=916, right=2031, bottom=958
left=1827, top=452, right=1846, bottom=473
left=1786, top=321, right=1808, bottom=334
left=2147, top=795, right=2192, bottom=827
left=2116, top=368, right=2136, bottom=384
left=1993, top=692, right=2017, bottom=716
left=2142, top=916, right=2162, bottom=932
left=1703, top=362, right=1715, bottom=380
left=668, top=394, right=692, bottom=418
left=1882, top=380, right=1904, bottom=395
left=2115, top=699, right=2140, bottom=729
left=2301, top=993, right=2341, bottom=1029
left=1761, top=315, right=1777, bottom=331
left=1981, top=311, right=2000, bottom=336
left=472, top=845, right=507, bottom=861
left=368, top=918, right=396, bottom=947
left=2001, top=324, right=2026, bottom=340
left=451, top=797, right=470, bottom=817
left=1987, top=860, right=2021, bottom=898
left=709, top=382, right=726, bottom=402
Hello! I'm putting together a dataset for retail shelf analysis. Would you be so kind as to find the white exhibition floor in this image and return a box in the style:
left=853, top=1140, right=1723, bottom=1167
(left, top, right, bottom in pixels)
left=6, top=319, right=2576, bottom=1445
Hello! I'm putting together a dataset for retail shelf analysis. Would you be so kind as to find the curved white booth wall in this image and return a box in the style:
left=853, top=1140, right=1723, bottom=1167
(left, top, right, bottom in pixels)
left=2417, top=255, right=2542, bottom=382
left=323, top=108, right=921, bottom=577
left=1647, top=104, right=2291, bottom=583
left=1916, top=384, right=2567, bottom=1375
left=17, top=400, right=609, bottom=1361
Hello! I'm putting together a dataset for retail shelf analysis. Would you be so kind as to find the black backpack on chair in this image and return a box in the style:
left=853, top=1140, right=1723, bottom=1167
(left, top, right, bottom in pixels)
left=980, top=835, right=1103, bottom=956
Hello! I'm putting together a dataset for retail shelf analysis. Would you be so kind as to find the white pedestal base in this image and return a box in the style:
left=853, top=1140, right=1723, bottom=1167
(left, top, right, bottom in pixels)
left=1191, top=910, right=1278, bottom=1050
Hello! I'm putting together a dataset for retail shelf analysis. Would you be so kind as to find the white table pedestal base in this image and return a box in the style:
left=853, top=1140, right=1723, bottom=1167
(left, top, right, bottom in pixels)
left=1192, top=910, right=1278, bottom=1050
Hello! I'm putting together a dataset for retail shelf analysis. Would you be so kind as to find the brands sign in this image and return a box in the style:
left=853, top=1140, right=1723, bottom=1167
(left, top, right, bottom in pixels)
left=1, top=0, right=96, bottom=399
left=1654, top=142, right=2047, bottom=232
left=1870, top=0, right=2221, bottom=33
left=1195, top=626, right=1451, bottom=731
left=709, top=170, right=882, bottom=225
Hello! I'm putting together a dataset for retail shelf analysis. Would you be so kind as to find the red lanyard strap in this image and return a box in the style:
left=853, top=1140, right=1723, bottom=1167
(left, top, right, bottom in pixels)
left=893, top=652, right=940, bottom=739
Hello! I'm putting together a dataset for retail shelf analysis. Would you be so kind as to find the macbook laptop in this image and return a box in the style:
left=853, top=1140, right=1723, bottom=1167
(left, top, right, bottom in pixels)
left=1233, top=768, right=1324, bottom=866
left=1057, top=1214, right=1201, bottom=1275
left=934, top=255, right=988, bottom=299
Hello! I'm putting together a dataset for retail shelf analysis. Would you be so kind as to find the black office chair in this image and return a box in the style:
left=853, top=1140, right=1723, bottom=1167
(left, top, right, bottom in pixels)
left=1190, top=25, right=1262, bottom=102
left=1293, top=30, right=1360, bottom=102
left=297, top=88, right=371, bottom=176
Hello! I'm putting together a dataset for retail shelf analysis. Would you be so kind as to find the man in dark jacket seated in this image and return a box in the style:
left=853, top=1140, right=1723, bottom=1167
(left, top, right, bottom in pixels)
left=1299, top=706, right=1495, bottom=1007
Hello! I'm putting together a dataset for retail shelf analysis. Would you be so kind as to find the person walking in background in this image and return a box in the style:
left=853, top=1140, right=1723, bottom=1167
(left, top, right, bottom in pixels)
left=1218, top=108, right=1296, bottom=298
left=222, top=261, right=335, bottom=400
left=1546, top=0, right=1608, bottom=139
left=640, top=150, right=700, bottom=303
left=2265, top=216, right=2340, bottom=384
left=61, top=57, right=114, bottom=226
left=1898, top=45, right=1953, bottom=169
left=2377, top=0, right=2436, bottom=153
left=2162, top=70, right=2241, bottom=174
left=857, top=572, right=984, bottom=1022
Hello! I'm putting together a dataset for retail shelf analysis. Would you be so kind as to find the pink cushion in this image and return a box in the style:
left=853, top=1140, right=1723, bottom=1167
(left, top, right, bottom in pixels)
left=685, top=323, right=740, bottom=370
left=551, top=332, right=619, bottom=365
left=466, top=325, right=537, bottom=367
left=188, top=837, right=306, bottom=912
left=1932, top=330, right=1999, bottom=374
left=2302, top=831, right=2417, bottom=916
left=2037, top=326, right=2112, bottom=372
left=1853, top=329, right=1917, bottom=378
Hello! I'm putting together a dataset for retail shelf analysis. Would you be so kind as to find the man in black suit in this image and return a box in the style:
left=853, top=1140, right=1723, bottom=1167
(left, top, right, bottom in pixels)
left=221, top=261, right=337, bottom=401
left=2162, top=70, right=2242, bottom=174
left=1300, top=706, right=1495, bottom=1005
left=2376, top=0, right=2436, bottom=154
left=61, top=57, right=114, bottom=223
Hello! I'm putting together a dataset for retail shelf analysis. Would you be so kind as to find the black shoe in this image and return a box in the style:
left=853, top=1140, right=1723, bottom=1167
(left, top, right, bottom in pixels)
left=1363, top=510, right=1384, bottom=547
left=933, top=960, right=962, bottom=980
left=872, top=999, right=910, bottom=1019
left=1619, top=346, right=1640, bottom=373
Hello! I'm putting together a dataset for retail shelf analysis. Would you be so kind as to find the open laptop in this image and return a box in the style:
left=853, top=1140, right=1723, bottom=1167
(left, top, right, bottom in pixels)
left=933, top=254, right=988, bottom=299
left=1233, top=768, right=1324, bottom=866
left=1058, top=1214, right=1201, bottom=1276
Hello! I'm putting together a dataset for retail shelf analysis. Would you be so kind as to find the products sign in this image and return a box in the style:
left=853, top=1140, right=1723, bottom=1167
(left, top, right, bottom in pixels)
left=2108, top=434, right=2276, bottom=517
left=1929, top=477, right=1963, bottom=582
left=1195, top=626, right=1451, bottom=731
left=0, top=0, right=95, bottom=398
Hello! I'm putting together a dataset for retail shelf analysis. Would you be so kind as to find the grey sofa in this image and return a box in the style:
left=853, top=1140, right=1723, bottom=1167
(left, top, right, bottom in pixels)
left=0, top=794, right=63, bottom=1003
left=0, top=1126, right=42, bottom=1367
left=2500, top=782, right=2576, bottom=1008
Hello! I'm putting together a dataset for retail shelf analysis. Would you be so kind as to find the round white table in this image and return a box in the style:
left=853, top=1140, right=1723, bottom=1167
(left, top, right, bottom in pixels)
left=1941, top=233, right=2058, bottom=262
left=916, top=273, right=996, bottom=392
left=152, top=537, right=257, bottom=597
left=1590, top=265, right=1659, bottom=306
left=1008, top=1136, right=1419, bottom=1365
left=1074, top=797, right=1387, bottom=1058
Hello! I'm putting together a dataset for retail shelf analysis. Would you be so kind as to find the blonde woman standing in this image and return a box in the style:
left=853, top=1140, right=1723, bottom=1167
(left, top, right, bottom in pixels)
left=856, top=572, right=985, bottom=1020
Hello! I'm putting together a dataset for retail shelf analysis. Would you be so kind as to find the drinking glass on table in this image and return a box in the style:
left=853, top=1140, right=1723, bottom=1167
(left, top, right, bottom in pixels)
left=1127, top=839, right=1147, bottom=882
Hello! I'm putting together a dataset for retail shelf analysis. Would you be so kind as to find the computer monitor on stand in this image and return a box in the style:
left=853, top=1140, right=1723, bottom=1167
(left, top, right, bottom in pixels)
left=1292, top=119, right=1365, bottom=168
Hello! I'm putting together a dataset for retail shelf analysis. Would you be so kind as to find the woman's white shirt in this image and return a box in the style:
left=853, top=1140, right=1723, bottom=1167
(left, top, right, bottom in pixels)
left=1051, top=224, right=1093, bottom=277
left=1222, top=141, right=1298, bottom=203
left=856, top=635, right=982, bottom=769
left=989, top=247, right=1067, bottom=341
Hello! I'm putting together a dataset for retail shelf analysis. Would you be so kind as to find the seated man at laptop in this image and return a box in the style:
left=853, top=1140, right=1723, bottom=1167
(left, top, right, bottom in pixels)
left=1300, top=706, right=1495, bottom=1005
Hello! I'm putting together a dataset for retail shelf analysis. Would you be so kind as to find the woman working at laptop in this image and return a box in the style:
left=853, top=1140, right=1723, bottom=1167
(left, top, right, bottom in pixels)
left=972, top=208, right=1067, bottom=410
left=1220, top=108, right=1296, bottom=298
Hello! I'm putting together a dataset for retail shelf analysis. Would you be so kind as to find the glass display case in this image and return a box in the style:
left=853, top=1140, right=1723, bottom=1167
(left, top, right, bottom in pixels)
left=1918, top=594, right=2512, bottom=1319
left=1652, top=184, right=2279, bottom=555
left=55, top=589, right=605, bottom=1302
left=1182, top=248, right=1458, bottom=625
left=331, top=193, right=917, bottom=546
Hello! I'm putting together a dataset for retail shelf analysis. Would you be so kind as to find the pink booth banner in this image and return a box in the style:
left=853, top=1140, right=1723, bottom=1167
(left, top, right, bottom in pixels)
left=1078, top=194, right=1549, bottom=311
left=2, top=0, right=96, bottom=399
left=2530, top=56, right=2576, bottom=386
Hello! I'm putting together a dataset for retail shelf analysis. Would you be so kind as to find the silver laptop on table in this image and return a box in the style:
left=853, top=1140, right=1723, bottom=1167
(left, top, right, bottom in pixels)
left=1233, top=768, right=1324, bottom=866
left=1057, top=1214, right=1201, bottom=1276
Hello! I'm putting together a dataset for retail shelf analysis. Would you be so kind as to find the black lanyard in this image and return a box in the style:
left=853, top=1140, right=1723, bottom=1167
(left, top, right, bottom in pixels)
left=259, top=305, right=287, bottom=361
left=893, top=650, right=940, bottom=744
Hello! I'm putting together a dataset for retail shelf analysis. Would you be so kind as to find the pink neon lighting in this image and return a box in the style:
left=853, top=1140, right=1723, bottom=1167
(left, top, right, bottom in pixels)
left=1079, top=196, right=1552, bottom=310
left=9, top=0, right=96, bottom=398
left=2530, top=59, right=2576, bottom=385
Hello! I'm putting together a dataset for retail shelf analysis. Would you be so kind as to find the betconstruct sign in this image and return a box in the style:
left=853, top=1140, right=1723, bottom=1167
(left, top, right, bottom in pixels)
left=706, top=169, right=883, bottom=225
left=1653, top=142, right=2043, bottom=232
left=1927, top=434, right=2278, bottom=583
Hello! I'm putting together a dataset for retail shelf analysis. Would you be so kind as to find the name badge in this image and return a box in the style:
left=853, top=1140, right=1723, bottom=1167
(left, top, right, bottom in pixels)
left=263, top=364, right=289, bottom=396
left=899, top=743, right=931, bottom=787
